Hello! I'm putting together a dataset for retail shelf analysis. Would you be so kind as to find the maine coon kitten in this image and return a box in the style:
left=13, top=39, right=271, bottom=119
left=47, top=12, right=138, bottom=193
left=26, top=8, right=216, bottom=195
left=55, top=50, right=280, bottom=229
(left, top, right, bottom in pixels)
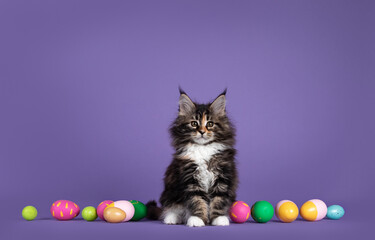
left=148, top=89, right=238, bottom=227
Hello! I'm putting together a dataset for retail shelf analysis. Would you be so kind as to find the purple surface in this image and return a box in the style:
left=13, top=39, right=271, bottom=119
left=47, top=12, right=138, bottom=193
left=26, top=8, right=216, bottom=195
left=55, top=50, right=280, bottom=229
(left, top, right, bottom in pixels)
left=1, top=0, right=374, bottom=239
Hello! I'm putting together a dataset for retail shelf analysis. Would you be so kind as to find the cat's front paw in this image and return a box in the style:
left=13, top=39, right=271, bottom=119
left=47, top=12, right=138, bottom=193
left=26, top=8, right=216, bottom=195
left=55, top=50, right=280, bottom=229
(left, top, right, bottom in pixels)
left=211, top=216, right=230, bottom=226
left=163, top=212, right=181, bottom=225
left=186, top=216, right=205, bottom=227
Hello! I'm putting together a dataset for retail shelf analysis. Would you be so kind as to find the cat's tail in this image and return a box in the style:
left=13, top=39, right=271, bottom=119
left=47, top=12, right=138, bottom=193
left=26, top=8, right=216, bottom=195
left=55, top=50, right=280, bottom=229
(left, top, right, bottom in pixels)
left=146, top=200, right=162, bottom=220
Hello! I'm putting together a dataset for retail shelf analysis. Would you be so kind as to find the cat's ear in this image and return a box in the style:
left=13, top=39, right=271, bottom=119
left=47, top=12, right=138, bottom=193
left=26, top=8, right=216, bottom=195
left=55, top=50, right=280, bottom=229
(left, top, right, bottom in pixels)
left=179, top=91, right=195, bottom=116
left=210, top=89, right=227, bottom=116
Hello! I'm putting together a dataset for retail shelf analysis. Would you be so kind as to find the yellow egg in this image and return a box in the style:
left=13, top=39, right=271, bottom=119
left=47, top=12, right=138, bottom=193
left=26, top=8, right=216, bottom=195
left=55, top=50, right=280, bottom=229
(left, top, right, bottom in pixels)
left=300, top=199, right=327, bottom=221
left=275, top=200, right=299, bottom=223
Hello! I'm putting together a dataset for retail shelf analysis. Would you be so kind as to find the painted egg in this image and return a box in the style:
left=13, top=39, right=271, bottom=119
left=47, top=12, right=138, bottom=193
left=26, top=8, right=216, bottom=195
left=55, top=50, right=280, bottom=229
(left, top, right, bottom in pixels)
left=300, top=199, right=327, bottom=221
left=103, top=207, right=126, bottom=223
left=50, top=200, right=80, bottom=220
left=229, top=201, right=250, bottom=223
left=105, top=200, right=135, bottom=222
left=130, top=200, right=148, bottom=221
left=326, top=205, right=345, bottom=220
left=275, top=200, right=299, bottom=223
left=97, top=200, right=114, bottom=220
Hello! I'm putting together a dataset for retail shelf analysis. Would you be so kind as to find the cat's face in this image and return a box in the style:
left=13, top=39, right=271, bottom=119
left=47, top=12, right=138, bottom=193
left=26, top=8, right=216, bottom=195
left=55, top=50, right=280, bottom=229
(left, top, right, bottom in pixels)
left=170, top=90, right=235, bottom=146
left=185, top=105, right=217, bottom=144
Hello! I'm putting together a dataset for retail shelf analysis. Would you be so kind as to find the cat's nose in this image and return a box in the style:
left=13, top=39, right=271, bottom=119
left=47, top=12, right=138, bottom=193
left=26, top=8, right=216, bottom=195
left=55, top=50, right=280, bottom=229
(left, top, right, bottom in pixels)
left=198, top=130, right=205, bottom=136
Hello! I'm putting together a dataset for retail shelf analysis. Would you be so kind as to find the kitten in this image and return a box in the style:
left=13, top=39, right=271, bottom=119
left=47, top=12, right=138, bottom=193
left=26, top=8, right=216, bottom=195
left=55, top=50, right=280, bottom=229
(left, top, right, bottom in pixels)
left=147, top=89, right=238, bottom=227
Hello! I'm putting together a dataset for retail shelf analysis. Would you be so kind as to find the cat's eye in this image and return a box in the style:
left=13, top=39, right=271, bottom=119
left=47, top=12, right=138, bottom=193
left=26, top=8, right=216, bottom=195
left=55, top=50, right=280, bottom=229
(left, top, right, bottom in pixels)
left=206, top=121, right=214, bottom=127
left=191, top=121, right=198, bottom=127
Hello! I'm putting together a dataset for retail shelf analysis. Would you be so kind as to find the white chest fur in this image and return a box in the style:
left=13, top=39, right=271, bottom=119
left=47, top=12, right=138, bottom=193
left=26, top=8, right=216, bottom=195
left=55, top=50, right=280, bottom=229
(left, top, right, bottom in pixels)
left=179, top=143, right=227, bottom=192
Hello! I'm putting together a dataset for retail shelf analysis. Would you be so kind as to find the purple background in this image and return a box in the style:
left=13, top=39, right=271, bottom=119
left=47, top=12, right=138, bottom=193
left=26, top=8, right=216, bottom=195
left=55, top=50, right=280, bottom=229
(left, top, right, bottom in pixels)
left=1, top=0, right=374, bottom=239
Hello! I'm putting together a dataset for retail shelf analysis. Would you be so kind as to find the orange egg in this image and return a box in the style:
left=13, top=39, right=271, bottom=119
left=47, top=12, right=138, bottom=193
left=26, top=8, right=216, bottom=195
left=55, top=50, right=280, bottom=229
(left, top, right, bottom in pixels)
left=275, top=200, right=299, bottom=223
left=103, top=207, right=126, bottom=223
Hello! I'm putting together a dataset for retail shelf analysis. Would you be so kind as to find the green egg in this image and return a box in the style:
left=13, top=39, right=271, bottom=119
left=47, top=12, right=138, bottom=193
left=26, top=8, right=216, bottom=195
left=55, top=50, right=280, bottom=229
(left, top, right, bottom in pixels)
left=251, top=201, right=274, bottom=223
left=82, top=206, right=98, bottom=221
left=130, top=200, right=148, bottom=221
left=22, top=206, right=38, bottom=221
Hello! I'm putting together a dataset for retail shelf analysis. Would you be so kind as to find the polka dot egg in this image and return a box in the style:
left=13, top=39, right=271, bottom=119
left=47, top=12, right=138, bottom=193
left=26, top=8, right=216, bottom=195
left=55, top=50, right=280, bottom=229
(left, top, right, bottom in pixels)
left=326, top=205, right=345, bottom=220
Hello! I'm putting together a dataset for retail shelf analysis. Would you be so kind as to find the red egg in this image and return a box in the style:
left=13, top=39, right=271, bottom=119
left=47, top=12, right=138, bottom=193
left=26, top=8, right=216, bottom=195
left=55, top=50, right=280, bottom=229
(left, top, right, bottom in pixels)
left=50, top=200, right=80, bottom=220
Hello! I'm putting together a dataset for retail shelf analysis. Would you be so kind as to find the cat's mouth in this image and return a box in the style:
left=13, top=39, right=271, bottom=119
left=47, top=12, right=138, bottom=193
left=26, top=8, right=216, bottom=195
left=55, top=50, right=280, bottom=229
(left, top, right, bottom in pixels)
left=193, top=135, right=212, bottom=144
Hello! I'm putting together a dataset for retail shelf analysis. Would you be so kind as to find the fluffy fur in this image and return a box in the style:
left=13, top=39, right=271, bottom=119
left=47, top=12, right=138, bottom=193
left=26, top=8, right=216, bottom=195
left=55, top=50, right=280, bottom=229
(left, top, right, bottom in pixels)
left=149, top=89, right=238, bottom=227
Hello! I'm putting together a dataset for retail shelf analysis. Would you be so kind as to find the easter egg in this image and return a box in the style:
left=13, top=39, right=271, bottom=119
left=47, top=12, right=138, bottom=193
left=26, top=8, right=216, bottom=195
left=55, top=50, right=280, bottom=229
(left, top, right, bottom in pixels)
left=97, top=200, right=114, bottom=220
left=130, top=200, right=147, bottom=221
left=106, top=200, right=135, bottom=222
left=275, top=200, right=299, bottom=223
left=326, top=205, right=345, bottom=220
left=300, top=199, right=327, bottom=221
left=50, top=200, right=80, bottom=220
left=22, top=206, right=38, bottom=221
left=229, top=201, right=250, bottom=223
left=103, top=207, right=126, bottom=223
left=251, top=201, right=274, bottom=223
left=82, top=206, right=98, bottom=221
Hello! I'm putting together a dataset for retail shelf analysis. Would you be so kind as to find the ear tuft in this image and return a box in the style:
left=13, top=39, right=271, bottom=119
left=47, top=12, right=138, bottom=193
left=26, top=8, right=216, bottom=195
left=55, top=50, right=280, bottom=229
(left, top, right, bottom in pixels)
left=220, top=88, right=227, bottom=96
left=179, top=86, right=186, bottom=95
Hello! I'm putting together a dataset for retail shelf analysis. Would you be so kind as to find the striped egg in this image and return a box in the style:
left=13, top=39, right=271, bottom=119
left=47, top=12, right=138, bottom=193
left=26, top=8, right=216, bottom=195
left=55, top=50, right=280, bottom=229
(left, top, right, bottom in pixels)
left=50, top=200, right=80, bottom=220
left=300, top=199, right=327, bottom=221
left=275, top=200, right=299, bottom=223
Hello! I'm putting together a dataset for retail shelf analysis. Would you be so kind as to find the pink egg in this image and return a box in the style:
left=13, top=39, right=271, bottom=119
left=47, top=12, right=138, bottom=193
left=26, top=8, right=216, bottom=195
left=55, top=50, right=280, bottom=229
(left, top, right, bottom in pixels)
left=106, top=200, right=135, bottom=222
left=50, top=200, right=80, bottom=220
left=97, top=200, right=114, bottom=220
left=230, top=200, right=251, bottom=223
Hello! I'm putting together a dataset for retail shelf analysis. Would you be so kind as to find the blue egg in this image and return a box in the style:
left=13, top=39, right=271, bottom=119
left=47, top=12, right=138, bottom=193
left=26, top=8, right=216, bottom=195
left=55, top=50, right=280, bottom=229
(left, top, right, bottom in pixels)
left=326, top=205, right=345, bottom=220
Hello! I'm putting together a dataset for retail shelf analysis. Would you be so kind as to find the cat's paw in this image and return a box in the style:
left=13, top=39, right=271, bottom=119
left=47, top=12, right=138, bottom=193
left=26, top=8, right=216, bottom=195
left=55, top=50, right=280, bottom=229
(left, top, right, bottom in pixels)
left=186, top=216, right=205, bottom=227
left=163, top=212, right=180, bottom=225
left=211, top=216, right=230, bottom=226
